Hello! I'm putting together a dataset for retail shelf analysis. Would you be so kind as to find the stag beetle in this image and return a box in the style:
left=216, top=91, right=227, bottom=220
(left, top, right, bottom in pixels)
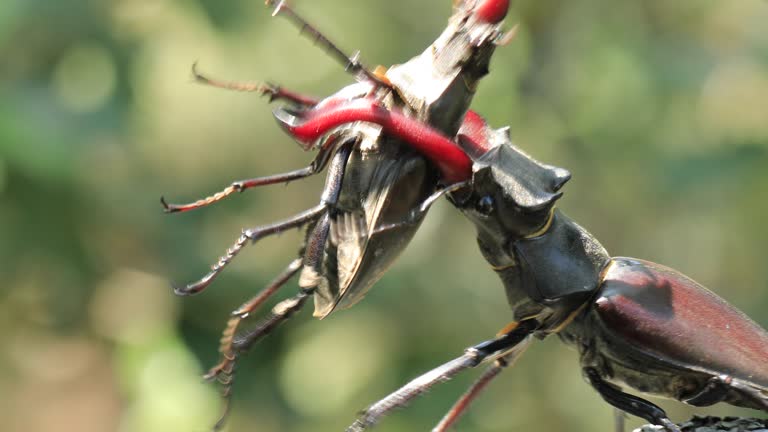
left=166, top=1, right=768, bottom=431
left=164, top=0, right=511, bottom=428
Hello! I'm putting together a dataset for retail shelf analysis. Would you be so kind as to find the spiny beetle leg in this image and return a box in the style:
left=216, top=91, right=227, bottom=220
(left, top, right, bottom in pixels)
left=263, top=0, right=389, bottom=88
left=208, top=289, right=312, bottom=432
left=191, top=62, right=319, bottom=106
left=433, top=323, right=535, bottom=432
left=371, top=181, right=470, bottom=236
left=204, top=258, right=303, bottom=383
left=161, top=140, right=337, bottom=213
left=172, top=140, right=353, bottom=296
left=172, top=203, right=326, bottom=296
left=224, top=212, right=332, bottom=358
left=231, top=258, right=304, bottom=318
left=614, top=408, right=627, bottom=432
left=346, top=320, right=538, bottom=432
left=433, top=356, right=508, bottom=432
left=684, top=374, right=768, bottom=410
left=584, top=368, right=681, bottom=432
left=297, top=213, right=331, bottom=290
left=232, top=289, right=312, bottom=353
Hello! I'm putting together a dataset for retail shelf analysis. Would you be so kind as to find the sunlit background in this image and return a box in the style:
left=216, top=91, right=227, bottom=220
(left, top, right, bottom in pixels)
left=2, top=1, right=768, bottom=431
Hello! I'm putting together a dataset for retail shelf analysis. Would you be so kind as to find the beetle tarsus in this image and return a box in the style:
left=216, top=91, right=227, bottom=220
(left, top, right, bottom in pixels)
left=160, top=143, right=339, bottom=213
left=159, top=196, right=175, bottom=213
left=174, top=206, right=323, bottom=296
left=172, top=268, right=220, bottom=296
left=204, top=258, right=303, bottom=383
left=211, top=382, right=233, bottom=432
left=191, top=61, right=319, bottom=106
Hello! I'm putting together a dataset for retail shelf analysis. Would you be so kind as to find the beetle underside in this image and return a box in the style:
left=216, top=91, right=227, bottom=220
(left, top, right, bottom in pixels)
left=165, top=1, right=768, bottom=432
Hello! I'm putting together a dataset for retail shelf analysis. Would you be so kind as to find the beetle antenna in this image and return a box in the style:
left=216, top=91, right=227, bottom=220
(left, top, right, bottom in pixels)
left=264, top=0, right=389, bottom=87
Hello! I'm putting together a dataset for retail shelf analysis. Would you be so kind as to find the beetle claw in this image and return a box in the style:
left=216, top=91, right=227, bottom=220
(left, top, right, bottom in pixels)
left=159, top=196, right=174, bottom=213
left=173, top=271, right=217, bottom=296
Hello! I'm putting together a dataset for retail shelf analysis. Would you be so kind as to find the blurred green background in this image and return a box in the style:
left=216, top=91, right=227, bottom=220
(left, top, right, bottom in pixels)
left=1, top=0, right=767, bottom=431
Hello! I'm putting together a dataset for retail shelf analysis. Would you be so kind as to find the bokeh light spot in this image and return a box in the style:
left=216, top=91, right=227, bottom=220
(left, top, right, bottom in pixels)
left=698, top=59, right=768, bottom=142
left=89, top=269, right=178, bottom=345
left=0, top=157, right=7, bottom=195
left=52, top=42, right=117, bottom=113
left=278, top=313, right=395, bottom=417
left=116, top=340, right=221, bottom=432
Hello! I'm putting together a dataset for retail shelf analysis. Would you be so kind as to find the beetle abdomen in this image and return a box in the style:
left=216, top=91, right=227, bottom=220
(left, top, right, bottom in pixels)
left=593, top=258, right=768, bottom=406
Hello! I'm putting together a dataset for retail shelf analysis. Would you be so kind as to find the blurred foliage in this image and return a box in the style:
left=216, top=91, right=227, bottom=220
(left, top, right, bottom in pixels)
left=1, top=0, right=767, bottom=431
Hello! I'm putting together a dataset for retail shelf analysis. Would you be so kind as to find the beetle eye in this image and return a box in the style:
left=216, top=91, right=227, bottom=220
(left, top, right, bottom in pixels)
left=475, top=195, right=494, bottom=215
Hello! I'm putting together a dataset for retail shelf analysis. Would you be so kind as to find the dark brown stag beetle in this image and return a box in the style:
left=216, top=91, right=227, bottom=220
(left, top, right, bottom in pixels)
left=165, top=0, right=768, bottom=431
left=346, top=113, right=768, bottom=431
left=163, top=0, right=513, bottom=429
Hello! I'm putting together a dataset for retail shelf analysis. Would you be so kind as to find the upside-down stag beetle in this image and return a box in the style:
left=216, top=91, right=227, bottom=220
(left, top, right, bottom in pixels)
left=163, top=0, right=511, bottom=428
left=164, top=1, right=768, bottom=431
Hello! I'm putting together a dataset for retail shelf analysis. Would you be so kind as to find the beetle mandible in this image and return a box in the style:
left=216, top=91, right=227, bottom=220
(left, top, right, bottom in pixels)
left=163, top=0, right=513, bottom=429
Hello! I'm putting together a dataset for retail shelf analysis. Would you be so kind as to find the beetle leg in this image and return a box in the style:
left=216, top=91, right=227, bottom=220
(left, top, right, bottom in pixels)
left=206, top=211, right=336, bottom=431
left=191, top=62, right=319, bottom=106
left=208, top=213, right=334, bottom=423
left=264, top=0, right=390, bottom=88
left=204, top=289, right=313, bottom=432
left=432, top=355, right=510, bottom=432
left=233, top=289, right=313, bottom=352
left=171, top=138, right=354, bottom=296
left=227, top=214, right=334, bottom=356
left=432, top=321, right=534, bottom=432
left=172, top=204, right=326, bottom=296
left=204, top=258, right=303, bottom=382
left=613, top=408, right=627, bottom=432
left=161, top=138, right=337, bottom=213
left=371, top=181, right=471, bottom=235
left=346, top=319, right=538, bottom=432
left=684, top=374, right=768, bottom=410
left=584, top=368, right=681, bottom=432
left=204, top=209, right=339, bottom=431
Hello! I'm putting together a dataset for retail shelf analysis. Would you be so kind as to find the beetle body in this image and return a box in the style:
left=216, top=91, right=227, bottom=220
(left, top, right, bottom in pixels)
left=426, top=109, right=768, bottom=431
left=267, top=0, right=509, bottom=316
left=166, top=1, right=511, bottom=428
left=304, top=114, right=439, bottom=317
left=572, top=258, right=768, bottom=410
left=165, top=1, right=768, bottom=430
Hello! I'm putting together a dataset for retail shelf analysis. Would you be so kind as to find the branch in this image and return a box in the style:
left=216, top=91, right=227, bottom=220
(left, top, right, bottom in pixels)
left=636, top=416, right=767, bottom=432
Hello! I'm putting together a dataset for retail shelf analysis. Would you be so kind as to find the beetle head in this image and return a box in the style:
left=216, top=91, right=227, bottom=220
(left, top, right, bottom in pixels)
left=451, top=114, right=571, bottom=239
left=452, top=143, right=569, bottom=241
left=384, top=0, right=511, bottom=136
